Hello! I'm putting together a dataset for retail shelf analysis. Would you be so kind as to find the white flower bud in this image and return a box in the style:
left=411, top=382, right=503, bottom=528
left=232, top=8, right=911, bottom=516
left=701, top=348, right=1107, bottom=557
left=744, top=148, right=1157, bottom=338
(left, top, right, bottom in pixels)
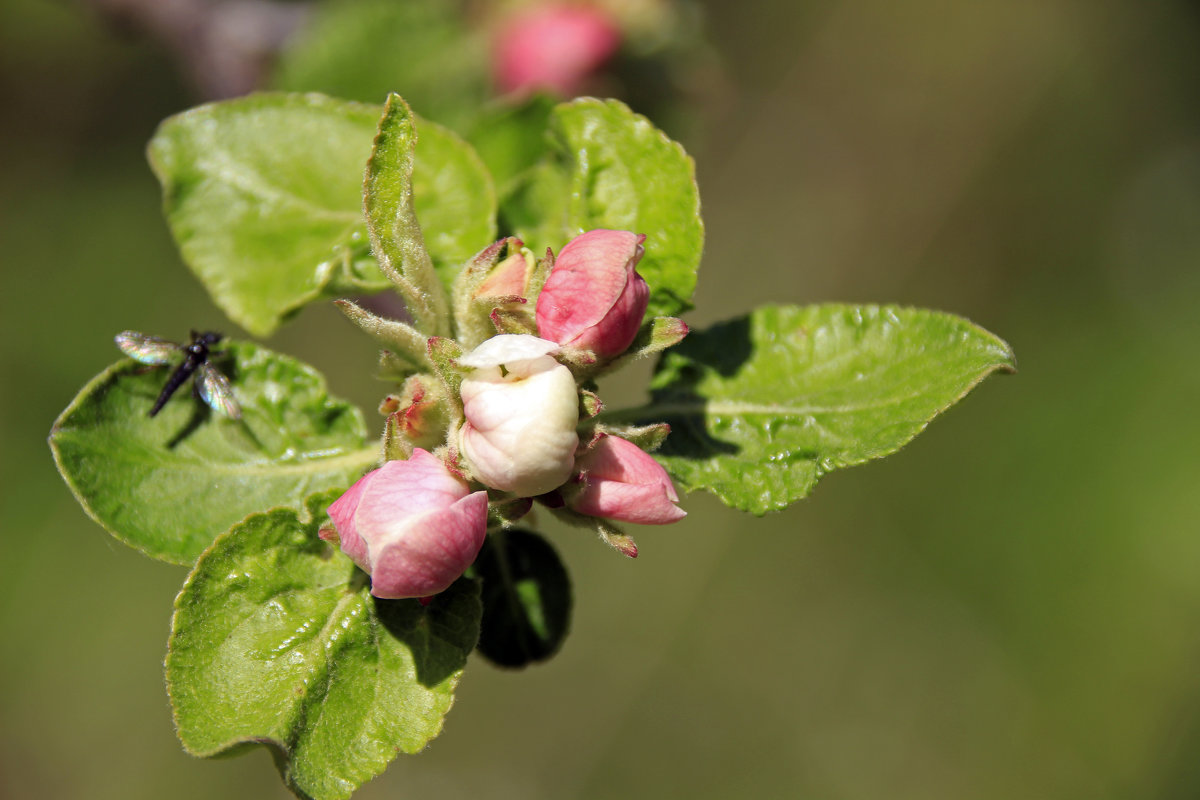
left=458, top=335, right=579, bottom=496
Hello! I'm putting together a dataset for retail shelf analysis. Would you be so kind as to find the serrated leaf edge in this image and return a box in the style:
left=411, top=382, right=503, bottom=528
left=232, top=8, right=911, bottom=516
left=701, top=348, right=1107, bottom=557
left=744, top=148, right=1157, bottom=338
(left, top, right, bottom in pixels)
left=643, top=303, right=1016, bottom=514
left=165, top=503, right=469, bottom=800
left=48, top=348, right=379, bottom=564
left=551, top=97, right=705, bottom=317
left=147, top=92, right=387, bottom=337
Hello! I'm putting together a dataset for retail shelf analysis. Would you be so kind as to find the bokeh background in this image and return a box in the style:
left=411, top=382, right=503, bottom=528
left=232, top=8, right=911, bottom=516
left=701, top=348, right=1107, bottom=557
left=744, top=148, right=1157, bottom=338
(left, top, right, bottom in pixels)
left=4, top=0, right=1200, bottom=797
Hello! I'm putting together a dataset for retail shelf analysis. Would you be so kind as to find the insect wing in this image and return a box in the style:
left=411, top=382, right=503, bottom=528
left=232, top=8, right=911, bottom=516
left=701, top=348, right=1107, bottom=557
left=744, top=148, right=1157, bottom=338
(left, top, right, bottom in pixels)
left=116, top=331, right=179, bottom=366
left=195, top=363, right=242, bottom=419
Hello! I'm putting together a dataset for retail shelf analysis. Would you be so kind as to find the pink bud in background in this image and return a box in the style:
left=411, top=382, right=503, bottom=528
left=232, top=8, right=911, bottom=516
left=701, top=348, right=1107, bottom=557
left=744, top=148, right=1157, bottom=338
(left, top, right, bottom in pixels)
left=325, top=450, right=489, bottom=599
left=492, top=4, right=621, bottom=95
left=570, top=434, right=686, bottom=524
left=536, top=229, right=649, bottom=361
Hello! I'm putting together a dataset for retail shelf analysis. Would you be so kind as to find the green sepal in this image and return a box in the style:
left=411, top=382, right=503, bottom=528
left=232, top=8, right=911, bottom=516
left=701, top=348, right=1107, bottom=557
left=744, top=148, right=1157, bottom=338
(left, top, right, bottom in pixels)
left=380, top=374, right=449, bottom=456
left=49, top=340, right=377, bottom=564
left=426, top=337, right=466, bottom=419
left=548, top=506, right=639, bottom=558
left=596, top=523, right=639, bottom=559
left=591, top=422, right=672, bottom=452
left=489, top=304, right=537, bottom=337
left=580, top=389, right=604, bottom=418
left=333, top=299, right=430, bottom=371
left=378, top=350, right=416, bottom=382
left=578, top=316, right=691, bottom=381
left=382, top=412, right=414, bottom=462
left=617, top=316, right=689, bottom=365
left=474, top=528, right=572, bottom=668
left=488, top=496, right=534, bottom=525
left=528, top=246, right=554, bottom=302
left=167, top=492, right=482, bottom=800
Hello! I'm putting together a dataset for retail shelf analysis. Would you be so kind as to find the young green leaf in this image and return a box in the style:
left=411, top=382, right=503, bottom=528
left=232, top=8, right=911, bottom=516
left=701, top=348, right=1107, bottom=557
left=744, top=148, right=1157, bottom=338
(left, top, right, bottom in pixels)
left=168, top=494, right=481, bottom=800
left=629, top=305, right=1016, bottom=514
left=503, top=98, right=703, bottom=319
left=473, top=528, right=572, bottom=668
left=363, top=94, right=450, bottom=336
left=149, top=93, right=495, bottom=336
left=49, top=341, right=377, bottom=564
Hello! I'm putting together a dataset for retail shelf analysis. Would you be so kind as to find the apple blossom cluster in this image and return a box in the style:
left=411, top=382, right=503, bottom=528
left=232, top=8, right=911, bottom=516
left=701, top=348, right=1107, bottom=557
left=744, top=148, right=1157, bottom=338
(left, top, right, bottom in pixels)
left=324, top=229, right=689, bottom=599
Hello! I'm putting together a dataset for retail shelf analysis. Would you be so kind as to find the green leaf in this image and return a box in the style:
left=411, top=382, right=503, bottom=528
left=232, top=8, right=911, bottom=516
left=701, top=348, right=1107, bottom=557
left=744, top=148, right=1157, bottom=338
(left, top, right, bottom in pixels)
left=634, top=304, right=1016, bottom=514
left=412, top=129, right=498, bottom=293
left=500, top=160, right=571, bottom=258
left=466, top=94, right=556, bottom=192
left=148, top=94, right=382, bottom=336
left=474, top=528, right=571, bottom=668
left=504, top=98, right=704, bottom=319
left=363, top=95, right=450, bottom=336
left=148, top=93, right=495, bottom=336
left=168, top=494, right=481, bottom=800
left=272, top=0, right=487, bottom=130
left=49, top=341, right=377, bottom=564
left=366, top=96, right=498, bottom=303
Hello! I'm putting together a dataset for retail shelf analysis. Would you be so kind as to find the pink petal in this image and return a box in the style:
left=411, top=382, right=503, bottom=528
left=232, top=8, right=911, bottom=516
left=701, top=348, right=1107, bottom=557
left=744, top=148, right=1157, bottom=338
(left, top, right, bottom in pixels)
left=327, top=469, right=377, bottom=570
left=353, top=450, right=471, bottom=537
left=368, top=491, right=490, bottom=599
left=536, top=230, right=647, bottom=357
left=574, top=480, right=687, bottom=525
left=571, top=435, right=685, bottom=524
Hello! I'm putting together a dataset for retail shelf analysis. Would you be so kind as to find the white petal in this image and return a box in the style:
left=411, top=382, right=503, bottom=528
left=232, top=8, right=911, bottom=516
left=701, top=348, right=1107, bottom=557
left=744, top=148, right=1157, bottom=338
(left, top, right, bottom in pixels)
left=458, top=334, right=559, bottom=369
left=459, top=359, right=579, bottom=495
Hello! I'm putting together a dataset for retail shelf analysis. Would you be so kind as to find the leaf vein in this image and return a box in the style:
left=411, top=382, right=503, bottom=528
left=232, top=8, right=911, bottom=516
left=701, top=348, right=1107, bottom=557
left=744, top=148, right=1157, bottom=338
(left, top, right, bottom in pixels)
left=206, top=152, right=361, bottom=223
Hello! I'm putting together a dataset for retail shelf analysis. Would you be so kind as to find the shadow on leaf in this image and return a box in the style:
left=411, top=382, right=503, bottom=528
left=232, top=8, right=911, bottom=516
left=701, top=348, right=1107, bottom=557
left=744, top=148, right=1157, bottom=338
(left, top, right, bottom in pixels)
left=639, top=313, right=754, bottom=460
left=372, top=578, right=480, bottom=687
left=166, top=399, right=210, bottom=448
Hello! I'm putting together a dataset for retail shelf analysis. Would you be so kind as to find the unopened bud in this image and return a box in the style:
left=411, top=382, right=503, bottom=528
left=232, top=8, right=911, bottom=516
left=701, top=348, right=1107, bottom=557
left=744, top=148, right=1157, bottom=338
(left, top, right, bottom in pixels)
left=454, top=238, right=538, bottom=348
left=568, top=434, right=685, bottom=525
left=326, top=450, right=489, bottom=599
left=536, top=229, right=650, bottom=364
left=457, top=335, right=579, bottom=496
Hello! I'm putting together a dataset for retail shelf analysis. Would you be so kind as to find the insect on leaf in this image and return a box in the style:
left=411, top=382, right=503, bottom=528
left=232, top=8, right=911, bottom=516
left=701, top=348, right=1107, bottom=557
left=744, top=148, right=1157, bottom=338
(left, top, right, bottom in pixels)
left=195, top=363, right=241, bottom=420
left=115, top=331, right=179, bottom=366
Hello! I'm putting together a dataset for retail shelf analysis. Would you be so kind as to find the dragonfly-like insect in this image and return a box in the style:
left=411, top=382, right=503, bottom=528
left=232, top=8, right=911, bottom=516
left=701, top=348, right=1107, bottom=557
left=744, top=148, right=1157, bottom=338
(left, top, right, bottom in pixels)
left=115, top=330, right=242, bottom=419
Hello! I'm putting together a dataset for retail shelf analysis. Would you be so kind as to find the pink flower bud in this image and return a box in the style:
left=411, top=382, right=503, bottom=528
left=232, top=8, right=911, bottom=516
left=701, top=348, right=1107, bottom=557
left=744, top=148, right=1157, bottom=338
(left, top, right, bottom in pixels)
left=475, top=249, right=533, bottom=300
left=492, top=4, right=621, bottom=96
left=536, top=229, right=650, bottom=361
left=570, top=434, right=686, bottom=524
left=458, top=335, right=579, bottom=497
left=326, top=449, right=489, bottom=599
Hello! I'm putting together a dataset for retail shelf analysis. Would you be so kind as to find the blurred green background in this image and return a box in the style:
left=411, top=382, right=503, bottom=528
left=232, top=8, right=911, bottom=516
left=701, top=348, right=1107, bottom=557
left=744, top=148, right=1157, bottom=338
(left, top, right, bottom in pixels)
left=4, top=0, right=1200, bottom=797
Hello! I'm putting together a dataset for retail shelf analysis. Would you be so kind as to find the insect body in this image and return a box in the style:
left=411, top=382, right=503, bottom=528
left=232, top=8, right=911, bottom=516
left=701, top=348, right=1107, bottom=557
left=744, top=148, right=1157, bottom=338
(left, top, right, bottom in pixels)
left=115, top=330, right=242, bottom=419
